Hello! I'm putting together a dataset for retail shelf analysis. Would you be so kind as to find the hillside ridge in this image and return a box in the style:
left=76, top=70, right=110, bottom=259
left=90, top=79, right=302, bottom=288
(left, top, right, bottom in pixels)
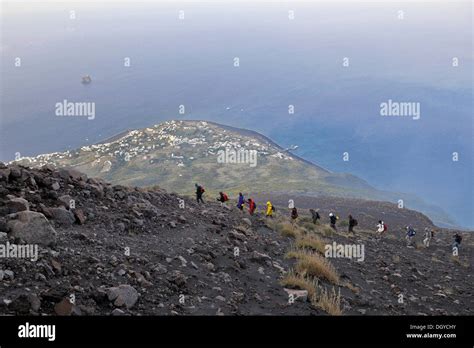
left=11, top=120, right=458, bottom=228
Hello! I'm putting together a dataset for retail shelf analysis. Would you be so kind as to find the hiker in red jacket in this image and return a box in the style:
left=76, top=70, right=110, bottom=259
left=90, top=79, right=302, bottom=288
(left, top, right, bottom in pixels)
left=217, top=192, right=229, bottom=206
left=247, top=198, right=256, bottom=215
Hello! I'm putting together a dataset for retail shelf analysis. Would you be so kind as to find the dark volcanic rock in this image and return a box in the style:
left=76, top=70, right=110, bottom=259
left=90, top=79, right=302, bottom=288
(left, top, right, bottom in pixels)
left=0, top=164, right=471, bottom=317
left=49, top=207, right=75, bottom=226
left=6, top=211, right=57, bottom=246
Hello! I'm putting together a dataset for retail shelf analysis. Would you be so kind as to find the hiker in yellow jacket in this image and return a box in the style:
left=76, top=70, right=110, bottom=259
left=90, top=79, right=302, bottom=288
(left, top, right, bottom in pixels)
left=266, top=201, right=274, bottom=217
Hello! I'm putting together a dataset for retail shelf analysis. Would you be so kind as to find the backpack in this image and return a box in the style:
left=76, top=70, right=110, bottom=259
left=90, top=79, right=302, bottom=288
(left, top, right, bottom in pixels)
left=353, top=219, right=358, bottom=226
left=383, top=224, right=388, bottom=232
left=271, top=205, right=275, bottom=212
left=223, top=193, right=229, bottom=201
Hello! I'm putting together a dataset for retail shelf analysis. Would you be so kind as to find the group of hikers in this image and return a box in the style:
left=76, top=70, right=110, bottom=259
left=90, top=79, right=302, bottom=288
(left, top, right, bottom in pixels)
left=194, top=184, right=463, bottom=254
left=196, top=184, right=270, bottom=217
left=403, top=225, right=462, bottom=253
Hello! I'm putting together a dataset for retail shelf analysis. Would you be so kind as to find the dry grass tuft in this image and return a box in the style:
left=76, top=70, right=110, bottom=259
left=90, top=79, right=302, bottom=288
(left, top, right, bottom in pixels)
left=312, top=286, right=342, bottom=315
left=286, top=250, right=339, bottom=284
left=302, top=221, right=317, bottom=231
left=319, top=225, right=336, bottom=237
left=280, top=270, right=317, bottom=299
left=451, top=256, right=469, bottom=268
left=414, top=243, right=424, bottom=250
left=264, top=217, right=279, bottom=230
left=295, top=235, right=326, bottom=254
left=278, top=222, right=300, bottom=238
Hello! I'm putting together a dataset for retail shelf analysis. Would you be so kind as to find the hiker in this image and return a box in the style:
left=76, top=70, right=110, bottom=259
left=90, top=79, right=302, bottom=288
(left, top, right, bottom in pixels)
left=195, top=183, right=205, bottom=203
left=309, top=209, right=320, bottom=224
left=423, top=228, right=432, bottom=248
left=452, top=233, right=462, bottom=253
left=348, top=215, right=358, bottom=233
left=329, top=213, right=338, bottom=230
left=247, top=198, right=256, bottom=215
left=405, top=226, right=416, bottom=247
left=237, top=193, right=245, bottom=211
left=216, top=192, right=229, bottom=205
left=291, top=207, right=298, bottom=223
left=266, top=201, right=274, bottom=218
left=376, top=220, right=387, bottom=236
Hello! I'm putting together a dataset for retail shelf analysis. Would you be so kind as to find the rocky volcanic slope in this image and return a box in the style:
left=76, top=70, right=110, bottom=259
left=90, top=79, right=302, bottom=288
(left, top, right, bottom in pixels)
left=321, top=227, right=473, bottom=315
left=0, top=163, right=318, bottom=315
left=0, top=163, right=471, bottom=316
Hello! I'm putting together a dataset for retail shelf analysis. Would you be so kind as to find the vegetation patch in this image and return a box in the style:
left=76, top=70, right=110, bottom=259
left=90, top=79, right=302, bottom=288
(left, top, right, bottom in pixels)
left=312, top=286, right=342, bottom=316
left=286, top=250, right=340, bottom=285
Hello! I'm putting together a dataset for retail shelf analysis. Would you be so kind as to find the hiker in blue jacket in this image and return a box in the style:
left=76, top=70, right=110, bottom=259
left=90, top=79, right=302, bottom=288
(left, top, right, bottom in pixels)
left=405, top=226, right=416, bottom=247
left=237, top=192, right=245, bottom=211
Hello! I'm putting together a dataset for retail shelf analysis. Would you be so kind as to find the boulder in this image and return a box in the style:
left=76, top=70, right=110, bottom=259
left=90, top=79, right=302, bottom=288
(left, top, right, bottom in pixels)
left=167, top=270, right=187, bottom=288
left=0, top=167, right=10, bottom=181
left=4, top=270, right=14, bottom=279
left=6, top=211, right=57, bottom=246
left=88, top=184, right=104, bottom=198
left=73, top=209, right=87, bottom=225
left=39, top=204, right=53, bottom=218
left=48, top=190, right=58, bottom=200
left=107, top=285, right=138, bottom=309
left=8, top=294, right=31, bottom=315
left=284, top=288, right=309, bottom=302
left=41, top=164, right=56, bottom=172
left=251, top=251, right=272, bottom=263
left=58, top=168, right=87, bottom=182
left=58, top=195, right=73, bottom=209
left=7, top=197, right=30, bottom=213
left=27, top=176, right=37, bottom=187
left=9, top=166, right=22, bottom=179
left=54, top=298, right=74, bottom=316
left=28, top=293, right=42, bottom=312
left=242, top=218, right=252, bottom=227
left=50, top=207, right=75, bottom=226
